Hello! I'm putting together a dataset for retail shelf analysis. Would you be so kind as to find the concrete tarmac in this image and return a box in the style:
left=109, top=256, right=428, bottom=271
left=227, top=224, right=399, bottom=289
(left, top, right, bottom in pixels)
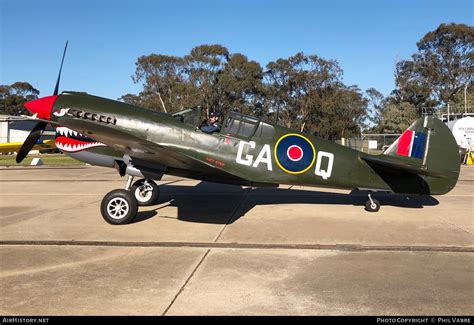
left=0, top=166, right=472, bottom=315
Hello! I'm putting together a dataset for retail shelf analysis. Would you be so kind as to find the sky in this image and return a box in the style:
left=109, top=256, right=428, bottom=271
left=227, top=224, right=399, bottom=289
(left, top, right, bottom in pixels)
left=1, top=0, right=472, bottom=100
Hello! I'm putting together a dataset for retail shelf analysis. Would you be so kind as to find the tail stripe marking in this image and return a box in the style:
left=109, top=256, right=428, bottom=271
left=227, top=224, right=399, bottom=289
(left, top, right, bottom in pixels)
left=408, top=131, right=415, bottom=157
left=396, top=130, right=427, bottom=159
left=411, top=132, right=427, bottom=159
left=396, top=130, right=413, bottom=156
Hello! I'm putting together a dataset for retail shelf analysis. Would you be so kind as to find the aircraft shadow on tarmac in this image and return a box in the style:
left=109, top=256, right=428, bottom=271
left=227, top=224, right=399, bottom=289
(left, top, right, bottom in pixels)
left=133, top=181, right=439, bottom=224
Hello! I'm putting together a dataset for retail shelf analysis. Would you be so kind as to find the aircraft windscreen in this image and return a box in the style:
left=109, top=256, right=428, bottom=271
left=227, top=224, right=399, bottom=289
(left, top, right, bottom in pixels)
left=172, top=107, right=201, bottom=125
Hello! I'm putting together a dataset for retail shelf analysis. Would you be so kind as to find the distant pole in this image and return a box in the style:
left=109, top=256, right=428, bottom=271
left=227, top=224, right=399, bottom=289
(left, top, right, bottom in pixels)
left=447, top=103, right=450, bottom=124
left=464, top=84, right=468, bottom=115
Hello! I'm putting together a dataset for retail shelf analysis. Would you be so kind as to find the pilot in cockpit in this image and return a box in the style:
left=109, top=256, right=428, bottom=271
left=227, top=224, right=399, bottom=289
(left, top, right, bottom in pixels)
left=200, top=111, right=221, bottom=134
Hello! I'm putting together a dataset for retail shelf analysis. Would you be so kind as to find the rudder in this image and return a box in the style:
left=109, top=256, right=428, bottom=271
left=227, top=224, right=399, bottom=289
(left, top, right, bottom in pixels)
left=383, top=116, right=460, bottom=195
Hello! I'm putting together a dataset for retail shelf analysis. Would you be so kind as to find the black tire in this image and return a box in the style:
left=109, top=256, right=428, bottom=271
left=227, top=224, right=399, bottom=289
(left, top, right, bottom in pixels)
left=365, top=198, right=381, bottom=212
left=100, top=189, right=138, bottom=225
left=131, top=179, right=159, bottom=206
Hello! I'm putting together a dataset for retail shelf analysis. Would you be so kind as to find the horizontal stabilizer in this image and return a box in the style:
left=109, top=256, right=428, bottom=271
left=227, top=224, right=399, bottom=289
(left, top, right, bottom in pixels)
left=361, top=155, right=443, bottom=178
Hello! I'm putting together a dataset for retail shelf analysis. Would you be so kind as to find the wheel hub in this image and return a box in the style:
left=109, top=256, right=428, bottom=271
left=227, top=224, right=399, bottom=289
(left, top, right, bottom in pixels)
left=107, top=197, right=129, bottom=219
left=135, top=184, right=153, bottom=202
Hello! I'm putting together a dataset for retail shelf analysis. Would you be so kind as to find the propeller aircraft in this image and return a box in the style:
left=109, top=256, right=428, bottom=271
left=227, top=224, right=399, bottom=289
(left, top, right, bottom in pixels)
left=16, top=43, right=461, bottom=224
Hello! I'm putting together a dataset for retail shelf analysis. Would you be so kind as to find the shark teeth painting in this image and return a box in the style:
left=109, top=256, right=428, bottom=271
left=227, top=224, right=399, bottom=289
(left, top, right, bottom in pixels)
left=55, top=126, right=106, bottom=152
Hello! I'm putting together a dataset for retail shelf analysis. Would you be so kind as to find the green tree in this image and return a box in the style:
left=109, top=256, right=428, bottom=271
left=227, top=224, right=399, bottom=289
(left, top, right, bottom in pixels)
left=364, top=87, right=385, bottom=132
left=125, top=46, right=371, bottom=139
left=126, top=45, right=266, bottom=118
left=448, top=84, right=474, bottom=113
left=265, top=53, right=343, bottom=127
left=379, top=102, right=418, bottom=133
left=216, top=53, right=265, bottom=116
left=393, top=59, right=435, bottom=110
left=185, top=44, right=229, bottom=113
left=118, top=93, right=143, bottom=107
left=265, top=52, right=367, bottom=139
left=0, top=82, right=40, bottom=116
left=394, top=23, right=473, bottom=110
left=263, top=57, right=294, bottom=126
left=305, top=84, right=367, bottom=139
left=128, top=54, right=192, bottom=112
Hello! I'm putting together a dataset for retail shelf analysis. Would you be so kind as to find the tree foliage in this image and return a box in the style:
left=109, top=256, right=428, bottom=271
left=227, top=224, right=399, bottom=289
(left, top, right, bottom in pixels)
left=367, top=23, right=474, bottom=133
left=3, top=24, right=471, bottom=142
left=122, top=24, right=473, bottom=139
left=123, top=54, right=189, bottom=111
left=125, top=45, right=266, bottom=117
left=379, top=102, right=418, bottom=133
left=264, top=52, right=367, bottom=139
left=452, top=86, right=474, bottom=110
left=125, top=46, right=369, bottom=140
left=364, top=88, right=384, bottom=131
left=393, top=23, right=473, bottom=111
left=0, top=82, right=40, bottom=116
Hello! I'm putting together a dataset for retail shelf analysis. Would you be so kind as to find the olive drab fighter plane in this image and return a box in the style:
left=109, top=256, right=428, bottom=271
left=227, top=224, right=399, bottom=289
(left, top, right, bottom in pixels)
left=17, top=43, right=460, bottom=225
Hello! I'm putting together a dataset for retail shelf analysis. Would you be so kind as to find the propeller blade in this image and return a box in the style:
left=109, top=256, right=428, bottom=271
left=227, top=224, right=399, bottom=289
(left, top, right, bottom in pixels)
left=16, top=121, right=48, bottom=163
left=53, top=41, right=68, bottom=96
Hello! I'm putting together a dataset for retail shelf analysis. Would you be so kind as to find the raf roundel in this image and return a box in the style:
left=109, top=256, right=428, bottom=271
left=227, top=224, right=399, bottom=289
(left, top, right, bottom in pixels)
left=274, top=134, right=316, bottom=174
left=287, top=145, right=303, bottom=161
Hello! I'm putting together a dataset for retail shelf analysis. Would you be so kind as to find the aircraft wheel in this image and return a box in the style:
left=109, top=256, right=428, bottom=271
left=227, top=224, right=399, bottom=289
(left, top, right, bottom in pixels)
left=131, top=179, right=159, bottom=206
left=365, top=198, right=380, bottom=212
left=101, top=189, right=138, bottom=225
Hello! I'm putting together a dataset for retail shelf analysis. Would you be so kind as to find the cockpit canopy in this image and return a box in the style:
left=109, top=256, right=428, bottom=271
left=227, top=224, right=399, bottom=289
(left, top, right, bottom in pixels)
left=172, top=107, right=275, bottom=140
left=222, top=112, right=275, bottom=140
left=172, top=107, right=202, bottom=125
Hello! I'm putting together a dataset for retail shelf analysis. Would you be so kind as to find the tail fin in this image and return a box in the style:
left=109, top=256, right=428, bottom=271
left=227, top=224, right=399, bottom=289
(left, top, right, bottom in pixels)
left=362, top=116, right=460, bottom=195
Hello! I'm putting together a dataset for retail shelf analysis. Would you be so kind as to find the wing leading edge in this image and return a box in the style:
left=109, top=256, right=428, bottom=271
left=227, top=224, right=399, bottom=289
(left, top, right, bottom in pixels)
left=59, top=117, right=251, bottom=185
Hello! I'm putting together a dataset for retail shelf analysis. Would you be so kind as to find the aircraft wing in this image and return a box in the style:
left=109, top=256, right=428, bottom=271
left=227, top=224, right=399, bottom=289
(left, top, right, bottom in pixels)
left=0, top=139, right=56, bottom=154
left=59, top=117, right=249, bottom=184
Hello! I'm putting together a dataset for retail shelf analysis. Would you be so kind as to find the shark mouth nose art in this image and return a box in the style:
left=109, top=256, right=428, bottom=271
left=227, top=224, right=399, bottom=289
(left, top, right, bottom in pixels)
left=55, top=126, right=106, bottom=152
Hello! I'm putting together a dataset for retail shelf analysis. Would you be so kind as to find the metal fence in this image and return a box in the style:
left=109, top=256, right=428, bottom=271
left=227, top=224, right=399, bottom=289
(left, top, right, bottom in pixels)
left=334, top=103, right=474, bottom=154
left=336, top=134, right=401, bottom=155
left=422, top=104, right=474, bottom=123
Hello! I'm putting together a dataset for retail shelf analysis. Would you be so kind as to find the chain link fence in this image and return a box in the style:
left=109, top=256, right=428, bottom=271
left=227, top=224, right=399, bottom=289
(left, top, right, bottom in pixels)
left=336, top=134, right=400, bottom=155
left=340, top=103, right=473, bottom=155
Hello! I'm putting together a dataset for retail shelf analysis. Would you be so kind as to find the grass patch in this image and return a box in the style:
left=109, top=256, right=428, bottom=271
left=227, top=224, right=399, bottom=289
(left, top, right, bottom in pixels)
left=0, top=153, right=85, bottom=166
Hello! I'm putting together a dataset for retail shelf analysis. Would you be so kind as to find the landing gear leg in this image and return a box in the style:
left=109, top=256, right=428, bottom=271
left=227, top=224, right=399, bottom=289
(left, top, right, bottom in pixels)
left=131, top=178, right=160, bottom=206
left=365, top=193, right=380, bottom=212
left=100, top=175, right=138, bottom=225
left=125, top=175, right=134, bottom=191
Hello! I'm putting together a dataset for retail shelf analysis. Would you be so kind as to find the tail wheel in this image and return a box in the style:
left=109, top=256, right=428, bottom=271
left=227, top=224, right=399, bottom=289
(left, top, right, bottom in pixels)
left=365, top=197, right=381, bottom=212
left=100, top=189, right=138, bottom=225
left=131, top=179, right=159, bottom=206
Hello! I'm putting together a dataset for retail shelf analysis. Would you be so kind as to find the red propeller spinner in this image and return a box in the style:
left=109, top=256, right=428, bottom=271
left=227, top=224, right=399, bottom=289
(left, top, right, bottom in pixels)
left=24, top=95, right=58, bottom=120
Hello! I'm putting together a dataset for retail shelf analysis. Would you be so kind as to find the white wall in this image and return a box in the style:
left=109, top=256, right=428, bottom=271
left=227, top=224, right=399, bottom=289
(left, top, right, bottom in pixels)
left=0, top=122, right=8, bottom=143
left=9, top=129, right=30, bottom=143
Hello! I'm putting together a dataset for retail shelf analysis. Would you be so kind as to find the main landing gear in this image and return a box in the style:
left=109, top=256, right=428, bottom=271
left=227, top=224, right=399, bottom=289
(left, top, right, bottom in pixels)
left=131, top=179, right=159, bottom=206
left=100, top=176, right=160, bottom=225
left=365, top=193, right=381, bottom=212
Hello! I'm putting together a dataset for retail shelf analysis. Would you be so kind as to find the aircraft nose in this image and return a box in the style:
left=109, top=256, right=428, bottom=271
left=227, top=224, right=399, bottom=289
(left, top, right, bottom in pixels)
left=24, top=95, right=58, bottom=120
